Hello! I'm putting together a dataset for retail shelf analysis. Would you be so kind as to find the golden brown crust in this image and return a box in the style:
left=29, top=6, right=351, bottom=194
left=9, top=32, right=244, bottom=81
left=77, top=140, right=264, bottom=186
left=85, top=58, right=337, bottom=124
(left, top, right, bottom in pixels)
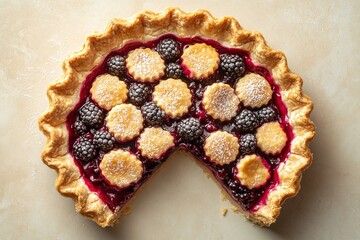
left=152, top=79, right=192, bottom=118
left=138, top=127, right=175, bottom=160
left=38, top=7, right=315, bottom=227
left=235, top=154, right=270, bottom=190
left=202, top=83, right=240, bottom=121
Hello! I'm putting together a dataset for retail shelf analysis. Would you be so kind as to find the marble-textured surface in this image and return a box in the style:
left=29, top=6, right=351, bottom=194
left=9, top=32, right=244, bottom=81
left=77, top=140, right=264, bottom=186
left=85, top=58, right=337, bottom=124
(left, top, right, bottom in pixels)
left=1, top=0, right=360, bottom=239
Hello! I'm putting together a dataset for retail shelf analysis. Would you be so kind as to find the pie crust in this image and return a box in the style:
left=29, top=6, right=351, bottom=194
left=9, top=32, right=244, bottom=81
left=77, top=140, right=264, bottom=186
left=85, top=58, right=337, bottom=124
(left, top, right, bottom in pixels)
left=90, top=74, right=128, bottom=110
left=152, top=78, right=192, bottom=118
left=100, top=149, right=143, bottom=188
left=138, top=127, right=175, bottom=160
left=235, top=73, right=273, bottom=108
left=235, top=154, right=270, bottom=190
left=38, top=8, right=315, bottom=227
left=105, top=104, right=143, bottom=142
left=202, top=83, right=240, bottom=121
left=256, top=121, right=288, bottom=155
left=126, top=48, right=165, bottom=82
left=204, top=131, right=240, bottom=165
left=181, top=43, right=220, bottom=79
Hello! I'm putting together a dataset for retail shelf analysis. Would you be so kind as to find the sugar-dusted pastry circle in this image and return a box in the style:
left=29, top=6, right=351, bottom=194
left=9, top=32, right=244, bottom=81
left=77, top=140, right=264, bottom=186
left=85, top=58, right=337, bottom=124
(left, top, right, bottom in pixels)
left=153, top=79, right=192, bottom=118
left=126, top=48, right=165, bottom=82
left=235, top=73, right=273, bottom=108
left=181, top=43, right=219, bottom=80
left=138, top=127, right=175, bottom=160
left=236, top=154, right=270, bottom=189
left=90, top=74, right=128, bottom=110
left=106, top=104, right=143, bottom=142
left=256, top=121, right=287, bottom=155
left=203, top=83, right=240, bottom=121
left=204, top=131, right=239, bottom=165
left=100, top=149, right=143, bottom=188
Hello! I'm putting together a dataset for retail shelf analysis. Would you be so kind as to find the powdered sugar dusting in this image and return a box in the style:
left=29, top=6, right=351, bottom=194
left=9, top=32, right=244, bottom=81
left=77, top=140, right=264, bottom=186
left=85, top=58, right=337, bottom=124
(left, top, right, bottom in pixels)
left=90, top=74, right=128, bottom=110
left=203, top=83, right=240, bottom=121
left=181, top=43, right=219, bottom=79
left=138, top=128, right=175, bottom=159
left=256, top=122, right=287, bottom=154
left=204, top=131, right=239, bottom=165
left=236, top=155, right=270, bottom=189
left=106, top=104, right=143, bottom=141
left=236, top=74, right=272, bottom=108
left=100, top=150, right=143, bottom=188
left=126, top=48, right=165, bottom=82
left=244, top=79, right=268, bottom=105
left=153, top=79, right=192, bottom=117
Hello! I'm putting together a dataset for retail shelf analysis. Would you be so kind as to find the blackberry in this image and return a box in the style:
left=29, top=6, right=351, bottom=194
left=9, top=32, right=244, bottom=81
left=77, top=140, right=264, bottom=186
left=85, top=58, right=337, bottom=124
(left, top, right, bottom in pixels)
left=240, top=134, right=257, bottom=154
left=221, top=75, right=234, bottom=84
left=93, top=130, right=115, bottom=151
left=72, top=136, right=96, bottom=162
left=73, top=117, right=88, bottom=135
left=237, top=186, right=257, bottom=210
left=227, top=179, right=257, bottom=210
left=165, top=63, right=182, bottom=79
left=107, top=55, right=126, bottom=76
left=177, top=117, right=203, bottom=141
left=78, top=100, right=104, bottom=129
left=234, top=109, right=259, bottom=132
left=141, top=102, right=166, bottom=125
left=128, top=83, right=151, bottom=106
left=228, top=179, right=239, bottom=191
left=256, top=106, right=277, bottom=124
left=269, top=158, right=280, bottom=167
left=156, top=38, right=181, bottom=61
left=220, top=54, right=245, bottom=79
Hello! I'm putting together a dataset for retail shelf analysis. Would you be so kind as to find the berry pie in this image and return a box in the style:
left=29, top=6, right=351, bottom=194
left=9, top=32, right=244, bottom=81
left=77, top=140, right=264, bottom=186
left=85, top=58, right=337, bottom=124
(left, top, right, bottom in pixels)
left=38, top=8, right=315, bottom=227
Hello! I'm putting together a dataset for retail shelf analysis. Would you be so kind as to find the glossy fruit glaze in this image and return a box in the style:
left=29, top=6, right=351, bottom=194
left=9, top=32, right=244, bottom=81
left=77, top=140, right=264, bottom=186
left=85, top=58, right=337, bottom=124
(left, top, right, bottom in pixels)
left=66, top=34, right=294, bottom=212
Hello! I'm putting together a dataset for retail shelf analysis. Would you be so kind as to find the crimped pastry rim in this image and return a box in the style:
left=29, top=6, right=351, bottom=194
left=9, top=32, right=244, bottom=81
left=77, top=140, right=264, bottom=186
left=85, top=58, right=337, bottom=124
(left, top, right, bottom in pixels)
left=38, top=7, right=315, bottom=227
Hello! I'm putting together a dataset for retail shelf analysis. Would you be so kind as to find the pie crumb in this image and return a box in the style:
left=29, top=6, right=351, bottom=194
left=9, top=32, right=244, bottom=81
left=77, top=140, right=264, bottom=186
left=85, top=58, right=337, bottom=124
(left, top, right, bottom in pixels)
left=232, top=206, right=241, bottom=213
left=121, top=205, right=132, bottom=215
left=221, top=208, right=228, bottom=216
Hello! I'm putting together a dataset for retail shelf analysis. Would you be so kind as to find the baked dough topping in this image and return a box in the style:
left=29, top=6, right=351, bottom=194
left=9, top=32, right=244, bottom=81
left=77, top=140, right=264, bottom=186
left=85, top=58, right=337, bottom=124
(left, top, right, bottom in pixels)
left=138, top=127, right=175, bottom=160
left=204, top=131, right=239, bottom=165
left=100, top=149, right=143, bottom=188
left=203, top=83, right=240, bottom=121
left=126, top=48, right=165, bottom=82
left=106, top=104, right=143, bottom=142
left=256, top=121, right=287, bottom=155
left=90, top=74, right=128, bottom=110
left=236, top=154, right=270, bottom=189
left=153, top=79, right=192, bottom=118
left=235, top=73, right=273, bottom=108
left=181, top=43, right=219, bottom=80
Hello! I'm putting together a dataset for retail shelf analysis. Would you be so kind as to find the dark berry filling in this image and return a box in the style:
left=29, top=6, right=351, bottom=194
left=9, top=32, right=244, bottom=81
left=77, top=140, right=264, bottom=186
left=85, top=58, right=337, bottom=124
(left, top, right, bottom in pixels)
left=66, top=35, right=294, bottom=213
left=239, top=134, right=257, bottom=154
left=128, top=83, right=152, bottom=106
left=93, top=129, right=116, bottom=152
left=141, top=102, right=167, bottom=125
left=73, top=117, right=88, bottom=136
left=165, top=62, right=183, bottom=79
left=220, top=53, right=246, bottom=79
left=107, top=55, right=126, bottom=77
left=78, top=99, right=104, bottom=129
left=256, top=106, right=277, bottom=125
left=177, top=117, right=203, bottom=141
left=73, top=135, right=96, bottom=162
left=234, top=109, right=260, bottom=133
left=156, top=38, right=181, bottom=61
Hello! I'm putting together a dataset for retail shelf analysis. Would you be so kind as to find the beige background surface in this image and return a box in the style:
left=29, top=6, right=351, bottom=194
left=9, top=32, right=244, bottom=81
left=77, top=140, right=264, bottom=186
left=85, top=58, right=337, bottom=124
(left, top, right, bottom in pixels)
left=1, top=0, right=360, bottom=239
